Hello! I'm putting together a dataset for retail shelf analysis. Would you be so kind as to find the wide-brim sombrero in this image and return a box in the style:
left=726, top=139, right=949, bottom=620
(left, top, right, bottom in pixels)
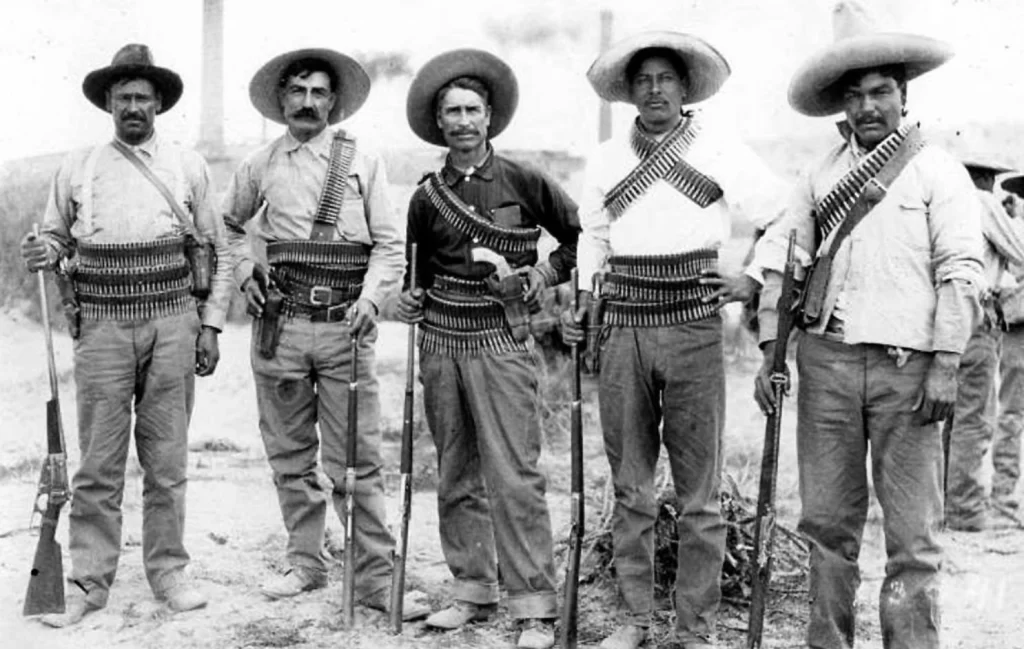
left=82, top=44, right=183, bottom=114
left=788, top=1, right=953, bottom=117
left=963, top=158, right=1014, bottom=176
left=406, top=48, right=518, bottom=147
left=249, top=48, right=370, bottom=125
left=586, top=31, right=730, bottom=105
left=1002, top=173, right=1024, bottom=197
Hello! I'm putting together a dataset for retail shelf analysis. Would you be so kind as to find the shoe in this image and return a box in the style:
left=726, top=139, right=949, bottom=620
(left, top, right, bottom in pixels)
left=599, top=624, right=647, bottom=649
left=155, top=570, right=208, bottom=612
left=517, top=618, right=555, bottom=649
left=359, top=587, right=431, bottom=621
left=946, top=516, right=986, bottom=532
left=38, top=593, right=102, bottom=628
left=260, top=568, right=326, bottom=600
left=424, top=600, right=496, bottom=629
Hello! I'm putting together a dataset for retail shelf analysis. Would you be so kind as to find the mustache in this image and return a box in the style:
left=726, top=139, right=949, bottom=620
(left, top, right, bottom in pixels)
left=292, top=107, right=319, bottom=119
left=120, top=111, right=147, bottom=122
left=450, top=127, right=479, bottom=136
left=855, top=114, right=884, bottom=126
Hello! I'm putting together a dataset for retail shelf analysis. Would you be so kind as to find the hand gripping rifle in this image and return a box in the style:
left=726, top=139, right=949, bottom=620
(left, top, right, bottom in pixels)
left=24, top=225, right=70, bottom=616
left=390, top=243, right=418, bottom=633
left=342, top=333, right=360, bottom=627
left=747, top=230, right=799, bottom=648
left=560, top=268, right=585, bottom=648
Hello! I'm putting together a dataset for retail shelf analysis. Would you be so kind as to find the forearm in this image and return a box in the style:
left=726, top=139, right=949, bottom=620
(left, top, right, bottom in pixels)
left=932, top=278, right=981, bottom=353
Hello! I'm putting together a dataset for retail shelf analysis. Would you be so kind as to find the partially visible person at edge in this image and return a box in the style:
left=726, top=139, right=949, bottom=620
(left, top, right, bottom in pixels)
left=19, top=44, right=233, bottom=627
left=559, top=31, right=788, bottom=649
left=216, top=48, right=427, bottom=620
left=395, top=48, right=581, bottom=649
left=750, top=3, right=984, bottom=648
left=944, top=159, right=1024, bottom=531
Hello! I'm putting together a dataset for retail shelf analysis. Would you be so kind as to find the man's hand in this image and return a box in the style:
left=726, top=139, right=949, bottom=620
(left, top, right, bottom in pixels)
left=914, top=351, right=960, bottom=423
left=243, top=267, right=271, bottom=318
left=700, top=269, right=758, bottom=305
left=559, top=290, right=592, bottom=346
left=21, top=231, right=53, bottom=273
left=195, top=326, right=220, bottom=377
left=518, top=266, right=548, bottom=314
left=345, top=298, right=378, bottom=337
left=396, top=288, right=425, bottom=324
left=754, top=341, right=790, bottom=416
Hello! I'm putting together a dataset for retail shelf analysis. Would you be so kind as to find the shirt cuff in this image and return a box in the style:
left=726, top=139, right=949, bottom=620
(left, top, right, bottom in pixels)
left=234, top=258, right=255, bottom=290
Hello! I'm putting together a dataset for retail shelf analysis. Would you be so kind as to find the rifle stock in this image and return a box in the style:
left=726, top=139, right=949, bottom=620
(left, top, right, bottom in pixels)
left=24, top=232, right=69, bottom=616
left=390, top=243, right=417, bottom=633
left=560, top=268, right=585, bottom=648
left=747, top=230, right=799, bottom=648
left=342, top=334, right=359, bottom=627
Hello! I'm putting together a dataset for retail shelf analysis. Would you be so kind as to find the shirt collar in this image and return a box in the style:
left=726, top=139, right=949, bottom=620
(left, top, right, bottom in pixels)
left=442, top=144, right=495, bottom=184
left=114, top=130, right=159, bottom=158
left=282, top=126, right=334, bottom=157
left=837, top=119, right=906, bottom=159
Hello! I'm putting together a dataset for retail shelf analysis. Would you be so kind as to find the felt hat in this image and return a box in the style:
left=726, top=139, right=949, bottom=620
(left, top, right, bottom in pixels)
left=1002, top=173, right=1024, bottom=197
left=82, top=44, right=183, bottom=113
left=586, top=30, right=730, bottom=105
left=249, top=48, right=370, bottom=124
left=406, top=48, right=518, bottom=147
left=788, top=1, right=953, bottom=117
left=963, top=158, right=1013, bottom=176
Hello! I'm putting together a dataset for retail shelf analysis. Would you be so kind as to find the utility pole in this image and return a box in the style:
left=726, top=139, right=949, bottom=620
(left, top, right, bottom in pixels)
left=598, top=9, right=613, bottom=143
left=199, top=0, right=225, bottom=158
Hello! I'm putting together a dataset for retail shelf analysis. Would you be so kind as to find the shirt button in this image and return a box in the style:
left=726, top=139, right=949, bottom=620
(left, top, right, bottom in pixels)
left=464, top=176, right=471, bottom=183
left=469, top=205, right=476, bottom=212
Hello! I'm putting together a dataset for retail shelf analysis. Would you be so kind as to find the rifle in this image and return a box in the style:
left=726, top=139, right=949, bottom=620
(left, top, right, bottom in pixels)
left=390, top=243, right=418, bottom=633
left=342, top=333, right=360, bottom=627
left=24, top=225, right=70, bottom=616
left=560, top=268, right=585, bottom=648
left=747, top=230, right=799, bottom=649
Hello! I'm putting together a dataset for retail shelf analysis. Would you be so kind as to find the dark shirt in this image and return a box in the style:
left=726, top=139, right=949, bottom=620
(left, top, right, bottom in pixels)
left=406, top=147, right=580, bottom=290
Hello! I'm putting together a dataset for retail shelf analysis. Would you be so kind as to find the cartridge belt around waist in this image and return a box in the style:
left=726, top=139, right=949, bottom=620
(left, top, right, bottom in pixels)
left=267, top=240, right=370, bottom=320
left=601, top=249, right=719, bottom=327
left=266, top=240, right=371, bottom=266
left=73, top=238, right=195, bottom=320
left=419, top=276, right=529, bottom=356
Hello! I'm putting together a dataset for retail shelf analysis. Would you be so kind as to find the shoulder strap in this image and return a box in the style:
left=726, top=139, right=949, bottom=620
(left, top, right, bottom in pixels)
left=111, top=139, right=199, bottom=239
left=309, top=130, right=358, bottom=242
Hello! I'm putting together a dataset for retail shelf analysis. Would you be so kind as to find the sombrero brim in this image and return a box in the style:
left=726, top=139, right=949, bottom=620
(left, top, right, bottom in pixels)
left=586, top=31, right=731, bottom=105
left=82, top=64, right=183, bottom=114
left=249, top=48, right=370, bottom=125
left=788, top=33, right=953, bottom=117
left=963, top=159, right=1014, bottom=175
left=406, top=49, right=518, bottom=147
left=1002, top=174, right=1024, bottom=197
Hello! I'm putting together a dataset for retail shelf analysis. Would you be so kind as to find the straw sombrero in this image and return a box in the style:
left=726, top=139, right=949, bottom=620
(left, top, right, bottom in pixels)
left=406, top=49, right=518, bottom=147
left=249, top=48, right=370, bottom=125
left=586, top=31, right=730, bottom=105
left=1002, top=174, right=1024, bottom=198
left=963, top=159, right=1014, bottom=176
left=82, top=44, right=183, bottom=113
left=788, top=1, right=953, bottom=117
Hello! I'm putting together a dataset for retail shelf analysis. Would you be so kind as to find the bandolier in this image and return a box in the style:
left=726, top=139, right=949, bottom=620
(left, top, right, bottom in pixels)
left=418, top=171, right=541, bottom=356
left=72, top=236, right=195, bottom=321
left=599, top=249, right=719, bottom=328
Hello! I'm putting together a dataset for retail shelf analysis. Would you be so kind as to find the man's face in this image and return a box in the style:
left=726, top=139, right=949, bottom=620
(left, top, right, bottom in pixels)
left=279, top=71, right=336, bottom=139
left=108, top=78, right=161, bottom=145
left=841, top=71, right=904, bottom=150
left=436, top=87, right=491, bottom=154
left=629, top=56, right=686, bottom=133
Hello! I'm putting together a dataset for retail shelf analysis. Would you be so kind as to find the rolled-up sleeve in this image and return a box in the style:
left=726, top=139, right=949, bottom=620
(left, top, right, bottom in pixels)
left=220, top=158, right=261, bottom=289
left=360, top=152, right=405, bottom=309
left=40, top=154, right=80, bottom=264
left=187, top=154, right=233, bottom=330
left=576, top=154, right=612, bottom=292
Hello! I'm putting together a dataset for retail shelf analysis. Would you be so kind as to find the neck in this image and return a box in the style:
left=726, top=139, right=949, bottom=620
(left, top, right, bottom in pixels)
left=638, top=111, right=682, bottom=136
left=289, top=124, right=327, bottom=143
left=117, top=129, right=154, bottom=146
left=449, top=143, right=489, bottom=171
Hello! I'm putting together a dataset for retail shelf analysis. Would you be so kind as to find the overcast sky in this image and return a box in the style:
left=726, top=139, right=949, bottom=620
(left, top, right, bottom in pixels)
left=3, top=0, right=1023, bottom=163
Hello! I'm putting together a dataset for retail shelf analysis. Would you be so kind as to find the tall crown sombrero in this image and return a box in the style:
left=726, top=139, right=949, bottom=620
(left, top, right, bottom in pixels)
left=249, top=48, right=370, bottom=125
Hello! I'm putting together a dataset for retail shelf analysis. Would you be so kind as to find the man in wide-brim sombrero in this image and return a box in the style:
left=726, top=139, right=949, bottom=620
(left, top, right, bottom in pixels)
left=218, top=48, right=426, bottom=620
left=20, top=43, right=235, bottom=627
left=396, top=48, right=581, bottom=649
left=560, top=29, right=788, bottom=649
left=753, top=3, right=984, bottom=648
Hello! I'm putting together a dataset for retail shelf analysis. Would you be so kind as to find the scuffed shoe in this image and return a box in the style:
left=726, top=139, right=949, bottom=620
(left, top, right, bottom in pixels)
left=600, top=624, right=647, bottom=649
left=155, top=570, right=208, bottom=612
left=260, top=568, right=326, bottom=600
left=359, top=587, right=431, bottom=621
left=517, top=618, right=555, bottom=649
left=424, top=599, right=496, bottom=629
left=38, top=592, right=102, bottom=628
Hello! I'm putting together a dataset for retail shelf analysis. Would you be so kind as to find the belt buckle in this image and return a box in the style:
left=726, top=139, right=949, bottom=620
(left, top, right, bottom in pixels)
left=309, top=285, right=333, bottom=306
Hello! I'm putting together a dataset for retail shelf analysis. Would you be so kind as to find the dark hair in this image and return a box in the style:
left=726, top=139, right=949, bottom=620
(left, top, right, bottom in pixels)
left=625, top=47, right=688, bottom=84
left=434, top=75, right=491, bottom=113
left=837, top=63, right=908, bottom=97
left=278, top=57, right=339, bottom=93
left=107, top=75, right=162, bottom=100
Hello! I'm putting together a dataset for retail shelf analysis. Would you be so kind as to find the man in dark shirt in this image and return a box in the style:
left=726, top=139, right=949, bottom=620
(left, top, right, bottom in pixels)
left=396, top=48, right=580, bottom=649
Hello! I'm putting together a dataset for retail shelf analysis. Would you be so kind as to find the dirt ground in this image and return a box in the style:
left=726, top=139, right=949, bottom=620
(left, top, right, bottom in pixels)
left=1, top=313, right=1023, bottom=649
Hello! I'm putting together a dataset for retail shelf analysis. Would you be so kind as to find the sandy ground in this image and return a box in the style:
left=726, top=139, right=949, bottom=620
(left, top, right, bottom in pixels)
left=1, top=315, right=1023, bottom=649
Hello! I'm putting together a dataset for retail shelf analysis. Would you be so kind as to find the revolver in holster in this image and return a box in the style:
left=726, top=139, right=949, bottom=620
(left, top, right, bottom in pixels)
left=583, top=274, right=606, bottom=374
left=253, top=266, right=285, bottom=359
left=184, top=234, right=216, bottom=300
left=484, top=274, right=532, bottom=343
left=53, top=270, right=80, bottom=340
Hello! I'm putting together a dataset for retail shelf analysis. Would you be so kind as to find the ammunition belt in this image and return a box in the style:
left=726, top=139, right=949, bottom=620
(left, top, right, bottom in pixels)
left=266, top=240, right=371, bottom=267
left=814, top=124, right=912, bottom=243
left=312, top=131, right=357, bottom=228
left=72, top=237, right=195, bottom=321
left=420, top=278, right=528, bottom=356
left=599, top=249, right=719, bottom=328
left=421, top=172, right=541, bottom=254
left=603, top=296, right=718, bottom=328
left=603, top=273, right=709, bottom=303
left=272, top=263, right=367, bottom=290
left=608, top=248, right=718, bottom=278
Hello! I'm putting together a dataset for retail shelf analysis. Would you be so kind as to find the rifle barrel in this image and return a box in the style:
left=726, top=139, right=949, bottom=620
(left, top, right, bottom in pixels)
left=343, top=334, right=359, bottom=627
left=561, top=268, right=585, bottom=648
